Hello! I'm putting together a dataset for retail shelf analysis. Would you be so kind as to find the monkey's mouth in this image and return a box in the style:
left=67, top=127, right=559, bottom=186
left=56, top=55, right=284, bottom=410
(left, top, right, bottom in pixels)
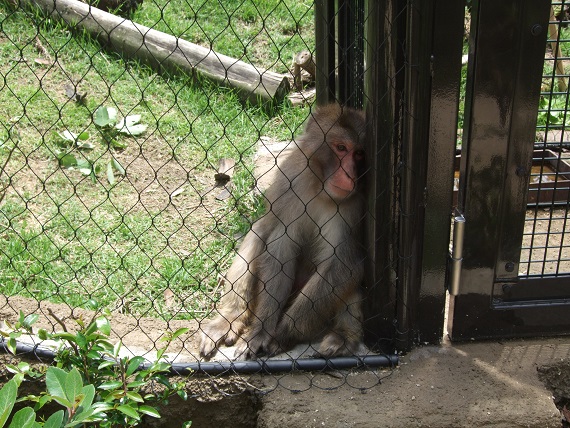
left=328, top=183, right=355, bottom=199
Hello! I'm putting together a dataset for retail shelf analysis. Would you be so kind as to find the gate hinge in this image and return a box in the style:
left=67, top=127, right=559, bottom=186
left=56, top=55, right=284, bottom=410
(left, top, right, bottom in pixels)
left=448, top=214, right=466, bottom=296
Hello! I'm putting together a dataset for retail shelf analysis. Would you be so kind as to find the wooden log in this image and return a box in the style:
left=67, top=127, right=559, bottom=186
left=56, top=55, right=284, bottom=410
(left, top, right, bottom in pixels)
left=21, top=0, right=290, bottom=106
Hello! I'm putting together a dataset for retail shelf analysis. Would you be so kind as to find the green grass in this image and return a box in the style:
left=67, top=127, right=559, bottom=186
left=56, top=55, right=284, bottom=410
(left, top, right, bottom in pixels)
left=133, top=0, right=314, bottom=74
left=0, top=0, right=313, bottom=320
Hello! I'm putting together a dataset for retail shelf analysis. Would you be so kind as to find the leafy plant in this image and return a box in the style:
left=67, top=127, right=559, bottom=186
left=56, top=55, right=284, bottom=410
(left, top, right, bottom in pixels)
left=0, top=310, right=191, bottom=427
left=537, top=94, right=570, bottom=128
left=94, top=106, right=147, bottom=145
left=52, top=105, right=143, bottom=184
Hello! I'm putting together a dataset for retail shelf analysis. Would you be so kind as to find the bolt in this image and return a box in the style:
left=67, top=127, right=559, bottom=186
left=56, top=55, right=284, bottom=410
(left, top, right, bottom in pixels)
left=531, top=24, right=542, bottom=36
left=505, top=262, right=515, bottom=272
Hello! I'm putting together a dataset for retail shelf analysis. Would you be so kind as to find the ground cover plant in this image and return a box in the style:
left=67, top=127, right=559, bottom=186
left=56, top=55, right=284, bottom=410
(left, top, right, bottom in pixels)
left=0, top=310, right=191, bottom=427
left=0, top=0, right=314, bottom=321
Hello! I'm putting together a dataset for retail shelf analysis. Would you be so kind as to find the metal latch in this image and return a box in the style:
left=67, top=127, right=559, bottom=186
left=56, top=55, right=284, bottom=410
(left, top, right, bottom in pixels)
left=449, top=214, right=466, bottom=296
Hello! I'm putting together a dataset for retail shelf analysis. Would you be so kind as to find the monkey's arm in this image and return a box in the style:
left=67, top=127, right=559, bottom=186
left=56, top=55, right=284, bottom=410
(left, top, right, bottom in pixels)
left=275, top=249, right=364, bottom=343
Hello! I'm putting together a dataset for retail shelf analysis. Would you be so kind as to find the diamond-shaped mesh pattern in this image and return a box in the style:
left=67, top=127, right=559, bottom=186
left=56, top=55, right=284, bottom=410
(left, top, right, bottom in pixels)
left=0, top=0, right=400, bottom=394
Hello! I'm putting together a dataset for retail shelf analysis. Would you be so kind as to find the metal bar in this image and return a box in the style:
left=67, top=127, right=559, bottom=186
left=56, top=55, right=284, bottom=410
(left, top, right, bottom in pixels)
left=362, top=0, right=402, bottom=352
left=337, top=0, right=365, bottom=107
left=449, top=214, right=466, bottom=296
left=315, top=0, right=336, bottom=105
left=418, top=0, right=465, bottom=343
left=396, top=0, right=434, bottom=350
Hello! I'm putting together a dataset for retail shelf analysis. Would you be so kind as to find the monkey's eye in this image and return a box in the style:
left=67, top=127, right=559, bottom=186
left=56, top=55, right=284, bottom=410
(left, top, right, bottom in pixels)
left=336, top=144, right=348, bottom=152
left=354, top=150, right=365, bottom=160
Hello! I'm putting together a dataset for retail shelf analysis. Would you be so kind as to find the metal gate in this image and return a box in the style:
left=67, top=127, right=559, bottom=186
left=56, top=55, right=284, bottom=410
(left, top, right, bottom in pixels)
left=447, top=0, right=570, bottom=340
left=316, top=0, right=570, bottom=350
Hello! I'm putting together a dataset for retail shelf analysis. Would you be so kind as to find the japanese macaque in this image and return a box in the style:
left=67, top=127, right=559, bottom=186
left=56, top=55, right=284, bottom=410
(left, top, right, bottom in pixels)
left=199, top=104, right=367, bottom=360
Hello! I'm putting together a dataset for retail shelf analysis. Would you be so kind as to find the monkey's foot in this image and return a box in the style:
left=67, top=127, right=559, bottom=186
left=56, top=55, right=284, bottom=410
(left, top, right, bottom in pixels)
left=313, top=332, right=360, bottom=358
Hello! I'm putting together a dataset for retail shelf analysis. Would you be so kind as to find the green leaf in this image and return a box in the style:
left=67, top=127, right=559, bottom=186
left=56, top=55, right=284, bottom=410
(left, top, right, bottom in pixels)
left=95, top=316, right=111, bottom=336
left=138, top=405, right=161, bottom=418
left=7, top=337, right=16, bottom=355
left=51, top=332, right=78, bottom=342
left=84, top=300, right=100, bottom=310
left=58, top=130, right=78, bottom=143
left=42, top=410, right=64, bottom=428
left=8, top=407, right=35, bottom=428
left=22, top=314, right=39, bottom=329
left=64, top=369, right=83, bottom=407
left=165, top=328, right=190, bottom=341
left=76, top=140, right=94, bottom=150
left=111, top=157, right=125, bottom=175
left=45, top=367, right=69, bottom=406
left=125, top=391, right=144, bottom=403
left=116, top=115, right=147, bottom=136
left=74, top=332, right=88, bottom=349
left=126, top=356, right=145, bottom=377
left=150, top=362, right=170, bottom=372
left=75, top=159, right=93, bottom=176
left=94, top=106, right=117, bottom=127
left=98, top=381, right=123, bottom=390
left=77, top=131, right=89, bottom=141
left=37, top=395, right=51, bottom=409
left=92, top=402, right=114, bottom=413
left=57, top=153, right=78, bottom=168
left=119, top=123, right=147, bottom=136
left=112, top=341, right=121, bottom=358
left=13, top=362, right=30, bottom=375
left=98, top=361, right=116, bottom=370
left=110, top=139, right=127, bottom=149
left=126, top=381, right=146, bottom=388
left=69, top=406, right=96, bottom=426
left=78, top=384, right=95, bottom=409
left=117, top=404, right=140, bottom=420
left=0, top=379, right=18, bottom=428
left=106, top=161, right=115, bottom=185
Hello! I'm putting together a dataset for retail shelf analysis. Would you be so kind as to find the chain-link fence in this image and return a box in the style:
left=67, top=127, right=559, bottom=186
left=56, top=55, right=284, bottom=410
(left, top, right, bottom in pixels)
left=0, top=0, right=404, bottom=403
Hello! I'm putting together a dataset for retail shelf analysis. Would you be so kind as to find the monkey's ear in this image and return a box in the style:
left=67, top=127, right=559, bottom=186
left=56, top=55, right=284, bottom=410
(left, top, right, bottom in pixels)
left=305, top=103, right=342, bottom=132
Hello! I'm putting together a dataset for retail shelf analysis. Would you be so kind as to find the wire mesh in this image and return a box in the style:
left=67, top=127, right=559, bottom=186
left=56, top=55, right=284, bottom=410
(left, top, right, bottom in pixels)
left=521, top=0, right=570, bottom=277
left=0, top=0, right=399, bottom=397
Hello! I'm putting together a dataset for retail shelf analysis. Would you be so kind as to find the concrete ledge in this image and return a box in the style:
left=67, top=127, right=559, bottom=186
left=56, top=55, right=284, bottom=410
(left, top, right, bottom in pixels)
left=258, top=337, right=569, bottom=428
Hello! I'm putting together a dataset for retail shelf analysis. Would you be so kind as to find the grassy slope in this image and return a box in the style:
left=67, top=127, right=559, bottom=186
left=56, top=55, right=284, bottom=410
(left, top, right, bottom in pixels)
left=0, top=0, right=313, bottom=320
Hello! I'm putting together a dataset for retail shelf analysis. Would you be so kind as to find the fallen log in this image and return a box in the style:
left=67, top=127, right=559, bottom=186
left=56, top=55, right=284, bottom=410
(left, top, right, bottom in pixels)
left=22, top=0, right=290, bottom=106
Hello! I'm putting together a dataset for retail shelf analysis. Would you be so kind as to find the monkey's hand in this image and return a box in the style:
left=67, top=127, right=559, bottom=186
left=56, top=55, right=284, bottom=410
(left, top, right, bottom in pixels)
left=233, top=328, right=275, bottom=360
left=199, top=318, right=241, bottom=360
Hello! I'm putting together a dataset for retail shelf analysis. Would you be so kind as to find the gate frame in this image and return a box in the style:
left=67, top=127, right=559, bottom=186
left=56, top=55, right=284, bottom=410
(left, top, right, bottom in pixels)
left=362, top=0, right=465, bottom=351
left=448, top=0, right=570, bottom=340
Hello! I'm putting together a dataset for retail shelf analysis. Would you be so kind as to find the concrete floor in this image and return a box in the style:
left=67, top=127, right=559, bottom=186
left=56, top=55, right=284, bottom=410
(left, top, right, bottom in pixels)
left=257, top=336, right=570, bottom=428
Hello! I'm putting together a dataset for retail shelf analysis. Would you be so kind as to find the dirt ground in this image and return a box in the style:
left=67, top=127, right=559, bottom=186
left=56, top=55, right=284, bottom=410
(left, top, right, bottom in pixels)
left=1, top=296, right=569, bottom=428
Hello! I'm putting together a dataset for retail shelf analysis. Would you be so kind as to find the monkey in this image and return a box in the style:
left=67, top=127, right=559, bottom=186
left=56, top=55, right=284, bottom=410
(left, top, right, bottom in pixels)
left=199, top=104, right=367, bottom=360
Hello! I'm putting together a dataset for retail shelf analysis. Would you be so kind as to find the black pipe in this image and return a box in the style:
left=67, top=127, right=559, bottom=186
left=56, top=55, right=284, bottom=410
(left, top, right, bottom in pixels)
left=167, top=354, right=398, bottom=375
left=1, top=338, right=398, bottom=375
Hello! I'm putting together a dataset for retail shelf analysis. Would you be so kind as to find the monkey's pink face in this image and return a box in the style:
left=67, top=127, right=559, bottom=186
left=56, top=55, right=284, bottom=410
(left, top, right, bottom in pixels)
left=325, top=141, right=365, bottom=200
